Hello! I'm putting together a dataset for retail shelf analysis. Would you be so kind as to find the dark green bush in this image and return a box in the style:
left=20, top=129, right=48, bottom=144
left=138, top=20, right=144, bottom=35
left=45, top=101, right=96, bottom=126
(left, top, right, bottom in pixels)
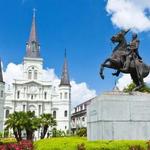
left=124, top=83, right=150, bottom=93
left=52, top=128, right=66, bottom=137
left=76, top=128, right=87, bottom=137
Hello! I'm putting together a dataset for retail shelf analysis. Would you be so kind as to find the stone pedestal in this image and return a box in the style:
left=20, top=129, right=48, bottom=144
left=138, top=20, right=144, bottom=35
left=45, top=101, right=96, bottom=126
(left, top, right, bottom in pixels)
left=87, top=91, right=150, bottom=140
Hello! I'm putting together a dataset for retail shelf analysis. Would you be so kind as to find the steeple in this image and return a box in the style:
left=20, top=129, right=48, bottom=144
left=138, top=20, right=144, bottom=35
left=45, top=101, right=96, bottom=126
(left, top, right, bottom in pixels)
left=0, top=60, right=4, bottom=83
left=26, top=9, right=40, bottom=58
left=59, top=49, right=71, bottom=87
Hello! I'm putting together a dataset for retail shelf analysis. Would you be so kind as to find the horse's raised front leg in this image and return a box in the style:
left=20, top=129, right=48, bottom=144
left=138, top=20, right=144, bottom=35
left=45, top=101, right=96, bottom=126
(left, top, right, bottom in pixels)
left=100, top=58, right=110, bottom=79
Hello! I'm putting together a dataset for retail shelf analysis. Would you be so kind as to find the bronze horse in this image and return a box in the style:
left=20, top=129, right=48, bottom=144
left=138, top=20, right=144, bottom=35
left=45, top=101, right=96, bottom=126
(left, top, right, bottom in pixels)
left=100, top=30, right=150, bottom=91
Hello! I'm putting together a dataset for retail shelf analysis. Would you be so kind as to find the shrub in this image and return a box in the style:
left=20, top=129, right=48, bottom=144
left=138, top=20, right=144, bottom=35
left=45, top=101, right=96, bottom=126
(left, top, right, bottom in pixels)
left=34, top=137, right=148, bottom=150
left=52, top=128, right=66, bottom=137
left=124, top=83, right=150, bottom=93
left=0, top=138, right=17, bottom=144
left=76, top=128, right=87, bottom=137
left=0, top=139, right=33, bottom=150
left=0, top=132, right=3, bottom=138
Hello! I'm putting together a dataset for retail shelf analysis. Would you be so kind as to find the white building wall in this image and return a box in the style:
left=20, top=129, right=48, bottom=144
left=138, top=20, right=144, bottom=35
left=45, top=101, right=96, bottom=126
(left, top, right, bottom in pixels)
left=0, top=82, right=5, bottom=131
left=2, top=56, right=71, bottom=138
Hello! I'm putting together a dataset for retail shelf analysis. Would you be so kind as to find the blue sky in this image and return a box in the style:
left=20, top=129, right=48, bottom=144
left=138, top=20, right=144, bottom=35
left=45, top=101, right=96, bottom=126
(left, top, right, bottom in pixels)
left=0, top=0, right=150, bottom=95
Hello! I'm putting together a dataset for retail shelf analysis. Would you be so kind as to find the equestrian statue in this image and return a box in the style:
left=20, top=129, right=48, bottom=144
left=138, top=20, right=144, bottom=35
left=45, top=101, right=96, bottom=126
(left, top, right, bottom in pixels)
left=99, top=29, right=150, bottom=91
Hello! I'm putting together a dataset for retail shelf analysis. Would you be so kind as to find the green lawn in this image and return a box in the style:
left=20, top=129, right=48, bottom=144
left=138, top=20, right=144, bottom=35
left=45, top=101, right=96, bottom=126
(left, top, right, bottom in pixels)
left=34, top=137, right=148, bottom=150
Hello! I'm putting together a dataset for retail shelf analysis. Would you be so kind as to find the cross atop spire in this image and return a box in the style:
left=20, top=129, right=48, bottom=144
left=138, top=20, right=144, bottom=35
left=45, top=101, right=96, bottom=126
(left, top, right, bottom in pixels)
left=26, top=9, right=40, bottom=58
left=33, top=8, right=36, bottom=18
left=59, top=49, right=71, bottom=87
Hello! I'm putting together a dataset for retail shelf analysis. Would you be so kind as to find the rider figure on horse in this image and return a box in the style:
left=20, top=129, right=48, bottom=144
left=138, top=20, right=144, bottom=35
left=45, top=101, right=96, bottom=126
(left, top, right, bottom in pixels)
left=122, top=33, right=142, bottom=72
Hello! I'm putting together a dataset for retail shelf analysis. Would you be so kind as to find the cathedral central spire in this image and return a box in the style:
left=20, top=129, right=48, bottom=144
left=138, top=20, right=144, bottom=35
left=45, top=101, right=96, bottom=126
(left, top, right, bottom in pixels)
left=29, top=9, right=37, bottom=42
left=26, top=9, right=40, bottom=58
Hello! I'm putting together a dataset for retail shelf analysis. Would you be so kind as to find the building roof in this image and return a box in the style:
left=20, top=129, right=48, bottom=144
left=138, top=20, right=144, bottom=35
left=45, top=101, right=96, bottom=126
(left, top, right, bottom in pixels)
left=59, top=50, right=70, bottom=87
left=74, top=97, right=95, bottom=109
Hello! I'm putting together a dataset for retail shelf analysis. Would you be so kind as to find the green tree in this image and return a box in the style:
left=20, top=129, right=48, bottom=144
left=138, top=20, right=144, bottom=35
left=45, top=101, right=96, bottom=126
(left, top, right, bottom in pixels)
left=23, top=111, right=40, bottom=140
left=40, top=113, right=56, bottom=139
left=5, top=111, right=41, bottom=141
left=124, top=83, right=150, bottom=93
left=76, top=127, right=87, bottom=137
left=5, top=111, right=25, bottom=141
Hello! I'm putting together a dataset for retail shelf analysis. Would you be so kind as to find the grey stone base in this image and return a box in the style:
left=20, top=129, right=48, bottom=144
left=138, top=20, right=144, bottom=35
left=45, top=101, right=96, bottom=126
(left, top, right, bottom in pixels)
left=87, top=91, right=150, bottom=140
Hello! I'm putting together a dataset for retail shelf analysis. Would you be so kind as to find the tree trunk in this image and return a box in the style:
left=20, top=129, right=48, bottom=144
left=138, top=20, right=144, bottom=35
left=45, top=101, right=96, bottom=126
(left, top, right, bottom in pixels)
left=26, top=129, right=33, bottom=141
left=18, top=128, right=22, bottom=141
left=13, top=128, right=19, bottom=142
left=41, top=125, right=48, bottom=139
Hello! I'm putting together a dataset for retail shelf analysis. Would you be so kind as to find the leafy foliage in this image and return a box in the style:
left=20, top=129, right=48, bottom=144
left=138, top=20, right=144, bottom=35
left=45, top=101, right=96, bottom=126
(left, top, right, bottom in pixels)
left=40, top=113, right=56, bottom=139
left=23, top=111, right=40, bottom=140
left=5, top=111, right=56, bottom=141
left=124, top=83, right=150, bottom=93
left=52, top=128, right=66, bottom=137
left=34, top=137, right=148, bottom=150
left=76, top=128, right=87, bottom=137
left=5, top=111, right=25, bottom=141
left=0, top=138, right=16, bottom=144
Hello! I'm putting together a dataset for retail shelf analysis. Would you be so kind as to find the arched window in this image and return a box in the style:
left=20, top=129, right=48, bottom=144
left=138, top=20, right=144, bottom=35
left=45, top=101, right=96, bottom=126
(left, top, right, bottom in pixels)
left=60, top=93, right=62, bottom=99
left=28, top=70, right=32, bottom=79
left=53, top=111, right=56, bottom=119
left=34, top=70, right=37, bottom=79
left=44, top=92, right=47, bottom=99
left=64, top=92, right=68, bottom=99
left=1, top=90, right=3, bottom=97
left=64, top=110, right=67, bottom=117
left=39, top=105, right=42, bottom=115
left=23, top=105, right=26, bottom=112
left=6, top=110, right=9, bottom=118
left=39, top=88, right=41, bottom=98
left=23, top=87, right=26, bottom=98
left=17, top=91, right=20, bottom=99
left=31, top=95, right=33, bottom=100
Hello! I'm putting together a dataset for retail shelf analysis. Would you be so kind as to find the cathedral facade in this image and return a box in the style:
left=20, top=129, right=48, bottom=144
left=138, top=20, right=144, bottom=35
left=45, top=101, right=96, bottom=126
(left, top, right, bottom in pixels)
left=0, top=13, right=71, bottom=138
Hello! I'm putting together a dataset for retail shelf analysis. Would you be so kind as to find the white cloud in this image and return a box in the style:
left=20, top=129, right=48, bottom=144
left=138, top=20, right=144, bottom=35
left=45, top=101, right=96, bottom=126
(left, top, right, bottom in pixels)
left=3, top=63, right=23, bottom=85
left=71, top=81, right=96, bottom=107
left=116, top=73, right=150, bottom=91
left=116, top=74, right=132, bottom=91
left=106, top=0, right=150, bottom=32
left=3, top=62, right=96, bottom=107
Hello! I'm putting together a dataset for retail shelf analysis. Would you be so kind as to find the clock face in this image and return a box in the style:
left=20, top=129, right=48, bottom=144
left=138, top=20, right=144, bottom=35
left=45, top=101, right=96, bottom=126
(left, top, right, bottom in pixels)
left=30, top=85, right=38, bottom=93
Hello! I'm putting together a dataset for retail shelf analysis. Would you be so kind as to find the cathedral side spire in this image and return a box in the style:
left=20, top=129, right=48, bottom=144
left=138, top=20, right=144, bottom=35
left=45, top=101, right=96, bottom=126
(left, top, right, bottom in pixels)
left=26, top=9, right=40, bottom=58
left=59, top=49, right=71, bottom=87
left=0, top=60, right=4, bottom=83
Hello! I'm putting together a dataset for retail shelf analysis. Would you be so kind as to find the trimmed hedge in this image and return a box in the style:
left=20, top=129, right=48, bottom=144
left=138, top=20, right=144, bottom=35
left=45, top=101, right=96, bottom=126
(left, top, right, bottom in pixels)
left=34, top=137, right=148, bottom=150
left=0, top=138, right=17, bottom=144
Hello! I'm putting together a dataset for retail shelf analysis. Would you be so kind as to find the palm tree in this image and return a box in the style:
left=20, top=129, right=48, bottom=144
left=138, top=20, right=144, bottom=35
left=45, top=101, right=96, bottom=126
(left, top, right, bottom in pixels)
left=40, top=113, right=56, bottom=139
left=5, top=111, right=41, bottom=141
left=23, top=111, right=40, bottom=140
left=5, top=111, right=25, bottom=141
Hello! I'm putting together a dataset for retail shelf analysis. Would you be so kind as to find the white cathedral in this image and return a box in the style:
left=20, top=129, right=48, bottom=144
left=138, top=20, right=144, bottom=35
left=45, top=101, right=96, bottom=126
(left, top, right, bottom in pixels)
left=0, top=12, right=71, bottom=137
